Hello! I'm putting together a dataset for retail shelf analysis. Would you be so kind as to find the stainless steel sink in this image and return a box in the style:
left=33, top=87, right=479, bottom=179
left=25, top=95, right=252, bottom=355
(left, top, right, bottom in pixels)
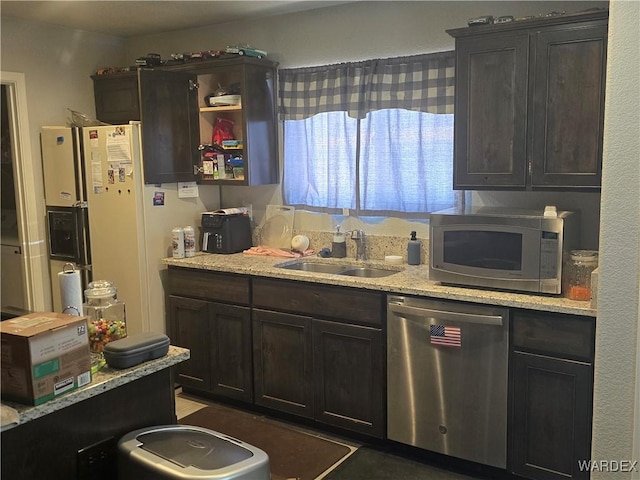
left=339, top=267, right=400, bottom=278
left=277, top=261, right=401, bottom=278
left=278, top=262, right=348, bottom=274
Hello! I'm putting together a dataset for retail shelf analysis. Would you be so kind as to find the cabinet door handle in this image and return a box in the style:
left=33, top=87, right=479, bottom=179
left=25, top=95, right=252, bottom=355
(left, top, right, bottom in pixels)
left=189, top=80, right=199, bottom=90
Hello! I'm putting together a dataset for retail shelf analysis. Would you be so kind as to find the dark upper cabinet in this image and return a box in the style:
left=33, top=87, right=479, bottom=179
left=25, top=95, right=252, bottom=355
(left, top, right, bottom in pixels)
left=448, top=10, right=608, bottom=190
left=452, top=32, right=530, bottom=188
left=530, top=25, right=607, bottom=187
left=92, top=71, right=140, bottom=124
left=139, top=69, right=200, bottom=184
left=92, top=56, right=278, bottom=186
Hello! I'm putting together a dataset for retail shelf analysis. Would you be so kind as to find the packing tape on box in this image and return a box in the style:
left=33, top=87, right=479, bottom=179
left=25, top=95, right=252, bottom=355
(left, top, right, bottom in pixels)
left=59, top=263, right=83, bottom=316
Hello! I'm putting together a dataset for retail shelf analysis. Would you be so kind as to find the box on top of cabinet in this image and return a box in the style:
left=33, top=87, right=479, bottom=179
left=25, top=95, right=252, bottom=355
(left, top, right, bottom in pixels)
left=0, top=312, right=92, bottom=406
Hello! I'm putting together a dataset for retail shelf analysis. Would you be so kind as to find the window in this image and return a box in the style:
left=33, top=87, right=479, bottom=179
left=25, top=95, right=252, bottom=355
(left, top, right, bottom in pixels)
left=279, top=52, right=461, bottom=217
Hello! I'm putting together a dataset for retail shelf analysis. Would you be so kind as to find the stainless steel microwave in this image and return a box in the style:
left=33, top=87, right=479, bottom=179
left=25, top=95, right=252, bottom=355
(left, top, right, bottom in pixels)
left=429, top=207, right=579, bottom=294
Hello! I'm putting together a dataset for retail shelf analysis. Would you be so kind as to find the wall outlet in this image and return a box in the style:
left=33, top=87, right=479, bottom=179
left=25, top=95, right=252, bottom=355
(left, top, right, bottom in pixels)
left=77, top=437, right=117, bottom=480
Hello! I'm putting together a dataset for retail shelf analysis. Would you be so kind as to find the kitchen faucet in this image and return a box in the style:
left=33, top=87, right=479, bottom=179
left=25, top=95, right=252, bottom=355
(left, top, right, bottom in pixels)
left=350, top=230, right=366, bottom=261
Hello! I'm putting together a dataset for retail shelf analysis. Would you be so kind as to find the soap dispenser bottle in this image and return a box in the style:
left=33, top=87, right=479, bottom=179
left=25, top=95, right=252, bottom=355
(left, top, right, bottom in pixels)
left=407, top=231, right=421, bottom=265
left=331, top=225, right=347, bottom=258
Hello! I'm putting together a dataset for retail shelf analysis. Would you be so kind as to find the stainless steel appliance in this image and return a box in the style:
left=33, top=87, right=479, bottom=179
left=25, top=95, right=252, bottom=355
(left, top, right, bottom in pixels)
left=429, top=206, right=579, bottom=294
left=387, top=296, right=509, bottom=468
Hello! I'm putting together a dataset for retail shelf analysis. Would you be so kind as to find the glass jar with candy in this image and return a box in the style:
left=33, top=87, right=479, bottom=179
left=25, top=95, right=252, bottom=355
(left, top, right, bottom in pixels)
left=83, top=280, right=127, bottom=353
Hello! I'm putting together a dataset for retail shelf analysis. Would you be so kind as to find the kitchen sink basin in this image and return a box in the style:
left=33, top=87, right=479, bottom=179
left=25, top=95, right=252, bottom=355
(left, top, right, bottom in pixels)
left=278, top=262, right=349, bottom=274
left=277, top=261, right=401, bottom=278
left=339, top=267, right=400, bottom=278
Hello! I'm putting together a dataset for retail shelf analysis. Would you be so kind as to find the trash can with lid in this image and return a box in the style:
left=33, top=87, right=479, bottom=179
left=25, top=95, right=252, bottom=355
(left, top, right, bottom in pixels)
left=117, top=425, right=270, bottom=480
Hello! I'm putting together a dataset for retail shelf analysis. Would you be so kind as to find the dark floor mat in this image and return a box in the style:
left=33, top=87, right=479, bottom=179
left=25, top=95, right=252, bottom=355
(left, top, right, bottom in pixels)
left=325, top=446, right=481, bottom=480
left=179, top=404, right=351, bottom=480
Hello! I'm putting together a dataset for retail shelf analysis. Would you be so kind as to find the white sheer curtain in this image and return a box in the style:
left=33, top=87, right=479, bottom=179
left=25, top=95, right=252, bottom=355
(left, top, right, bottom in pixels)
left=283, top=112, right=358, bottom=209
left=283, top=110, right=457, bottom=215
left=360, top=109, right=456, bottom=213
left=280, top=51, right=461, bottom=216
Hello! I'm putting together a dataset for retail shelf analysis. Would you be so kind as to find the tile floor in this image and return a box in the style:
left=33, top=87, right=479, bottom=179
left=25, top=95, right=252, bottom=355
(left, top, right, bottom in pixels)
left=174, top=389, right=490, bottom=480
left=174, top=388, right=359, bottom=479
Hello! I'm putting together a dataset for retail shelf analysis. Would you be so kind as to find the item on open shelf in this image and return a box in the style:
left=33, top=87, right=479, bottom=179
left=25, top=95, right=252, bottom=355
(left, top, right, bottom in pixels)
left=207, top=94, right=241, bottom=107
left=222, top=139, right=243, bottom=149
left=212, top=117, right=235, bottom=145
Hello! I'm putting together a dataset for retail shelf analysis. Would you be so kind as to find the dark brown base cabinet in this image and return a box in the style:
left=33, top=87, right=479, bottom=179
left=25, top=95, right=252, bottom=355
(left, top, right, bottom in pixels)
left=252, top=308, right=314, bottom=418
left=167, top=268, right=253, bottom=403
left=252, top=278, right=385, bottom=438
left=168, top=295, right=212, bottom=391
left=510, top=310, right=595, bottom=480
left=313, top=318, right=383, bottom=436
left=166, top=266, right=598, bottom=458
left=167, top=268, right=385, bottom=439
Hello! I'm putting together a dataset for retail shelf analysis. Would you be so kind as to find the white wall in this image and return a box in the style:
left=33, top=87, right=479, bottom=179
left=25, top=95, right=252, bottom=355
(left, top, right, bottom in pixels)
left=593, top=0, right=640, bottom=477
left=3, top=0, right=638, bottom=471
left=125, top=1, right=606, bottom=239
left=0, top=16, right=221, bottom=324
left=0, top=16, right=126, bottom=309
left=126, top=0, right=640, bottom=469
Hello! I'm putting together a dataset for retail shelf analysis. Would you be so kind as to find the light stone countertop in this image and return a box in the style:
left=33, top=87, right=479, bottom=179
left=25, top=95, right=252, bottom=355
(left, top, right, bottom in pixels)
left=1, top=345, right=189, bottom=430
left=163, top=252, right=596, bottom=317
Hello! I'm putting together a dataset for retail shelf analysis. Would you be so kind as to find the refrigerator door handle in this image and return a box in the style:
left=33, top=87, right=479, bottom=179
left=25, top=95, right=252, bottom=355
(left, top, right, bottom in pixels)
left=72, top=203, right=91, bottom=267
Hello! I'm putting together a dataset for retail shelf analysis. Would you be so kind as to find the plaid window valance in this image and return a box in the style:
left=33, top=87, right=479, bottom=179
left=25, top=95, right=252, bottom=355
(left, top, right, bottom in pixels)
left=279, top=51, right=455, bottom=120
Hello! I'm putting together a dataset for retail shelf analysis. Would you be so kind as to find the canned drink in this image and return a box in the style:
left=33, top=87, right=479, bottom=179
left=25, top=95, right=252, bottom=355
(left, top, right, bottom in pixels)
left=172, top=227, right=185, bottom=258
left=184, top=226, right=196, bottom=257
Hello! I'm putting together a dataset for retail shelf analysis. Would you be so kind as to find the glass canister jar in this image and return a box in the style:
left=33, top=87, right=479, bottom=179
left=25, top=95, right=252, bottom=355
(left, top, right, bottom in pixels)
left=83, top=280, right=127, bottom=352
left=565, top=250, right=599, bottom=301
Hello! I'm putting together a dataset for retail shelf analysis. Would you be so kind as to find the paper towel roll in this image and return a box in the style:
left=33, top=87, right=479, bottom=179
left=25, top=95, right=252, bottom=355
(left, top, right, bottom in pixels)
left=59, top=267, right=83, bottom=316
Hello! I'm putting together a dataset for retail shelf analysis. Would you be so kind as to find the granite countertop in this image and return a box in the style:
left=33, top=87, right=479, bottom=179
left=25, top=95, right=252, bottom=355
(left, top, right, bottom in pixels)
left=1, top=345, right=189, bottom=430
left=163, top=252, right=596, bottom=317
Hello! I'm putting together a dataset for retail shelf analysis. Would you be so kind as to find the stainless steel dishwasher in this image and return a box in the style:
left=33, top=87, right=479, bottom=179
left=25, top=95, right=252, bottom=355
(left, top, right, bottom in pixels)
left=387, top=295, right=509, bottom=468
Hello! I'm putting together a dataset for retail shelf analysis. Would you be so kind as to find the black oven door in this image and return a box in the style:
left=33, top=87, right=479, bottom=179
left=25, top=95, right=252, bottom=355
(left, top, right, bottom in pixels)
left=47, top=205, right=90, bottom=266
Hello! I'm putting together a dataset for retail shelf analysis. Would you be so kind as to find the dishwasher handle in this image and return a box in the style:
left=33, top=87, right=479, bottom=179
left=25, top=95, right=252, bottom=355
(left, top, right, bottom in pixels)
left=388, top=303, right=504, bottom=326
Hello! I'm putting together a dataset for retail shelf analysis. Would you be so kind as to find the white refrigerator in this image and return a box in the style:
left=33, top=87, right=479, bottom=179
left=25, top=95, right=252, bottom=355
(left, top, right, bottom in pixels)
left=41, top=123, right=217, bottom=335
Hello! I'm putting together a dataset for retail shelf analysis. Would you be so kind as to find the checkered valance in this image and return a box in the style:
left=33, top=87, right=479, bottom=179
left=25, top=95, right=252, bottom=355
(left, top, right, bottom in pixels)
left=279, top=51, right=455, bottom=120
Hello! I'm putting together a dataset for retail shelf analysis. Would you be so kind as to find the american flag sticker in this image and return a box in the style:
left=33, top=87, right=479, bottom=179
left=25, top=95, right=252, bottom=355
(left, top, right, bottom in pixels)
left=430, top=324, right=461, bottom=347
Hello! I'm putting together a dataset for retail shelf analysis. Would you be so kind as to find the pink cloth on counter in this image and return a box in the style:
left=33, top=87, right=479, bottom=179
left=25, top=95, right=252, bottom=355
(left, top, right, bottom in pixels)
left=243, top=246, right=315, bottom=258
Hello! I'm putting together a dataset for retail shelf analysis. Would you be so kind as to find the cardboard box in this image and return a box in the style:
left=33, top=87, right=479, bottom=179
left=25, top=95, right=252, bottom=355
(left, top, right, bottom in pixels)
left=1, top=312, right=92, bottom=406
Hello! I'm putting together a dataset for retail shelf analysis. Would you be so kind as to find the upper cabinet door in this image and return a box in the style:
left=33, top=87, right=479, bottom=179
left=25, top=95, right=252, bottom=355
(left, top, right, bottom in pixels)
left=449, top=10, right=608, bottom=191
left=453, top=33, right=530, bottom=189
left=530, top=24, right=608, bottom=188
left=138, top=69, right=199, bottom=184
left=92, top=72, right=141, bottom=125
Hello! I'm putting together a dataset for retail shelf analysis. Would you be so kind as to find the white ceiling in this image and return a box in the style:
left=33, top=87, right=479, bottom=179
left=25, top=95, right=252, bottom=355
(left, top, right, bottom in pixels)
left=0, top=1, right=351, bottom=37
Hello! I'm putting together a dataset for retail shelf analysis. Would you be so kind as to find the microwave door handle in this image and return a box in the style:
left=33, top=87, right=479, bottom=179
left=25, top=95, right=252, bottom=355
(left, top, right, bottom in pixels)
left=388, top=304, right=504, bottom=326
